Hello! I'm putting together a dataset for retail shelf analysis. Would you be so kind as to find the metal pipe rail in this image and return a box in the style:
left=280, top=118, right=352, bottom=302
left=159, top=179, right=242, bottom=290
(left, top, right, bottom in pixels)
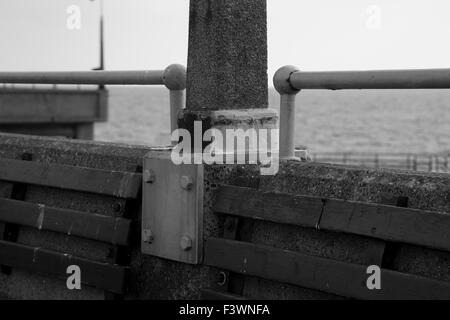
left=290, top=68, right=450, bottom=90
left=0, top=70, right=164, bottom=85
left=274, top=66, right=450, bottom=160
left=0, top=64, right=186, bottom=137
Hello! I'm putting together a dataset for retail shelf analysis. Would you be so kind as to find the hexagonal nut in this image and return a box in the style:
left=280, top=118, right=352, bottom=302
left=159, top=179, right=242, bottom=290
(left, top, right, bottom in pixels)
left=180, top=175, right=194, bottom=190
left=180, top=236, right=193, bottom=251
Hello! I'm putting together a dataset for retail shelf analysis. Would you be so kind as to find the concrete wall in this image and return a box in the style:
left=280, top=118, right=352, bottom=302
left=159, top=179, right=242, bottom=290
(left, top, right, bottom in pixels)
left=0, top=133, right=449, bottom=299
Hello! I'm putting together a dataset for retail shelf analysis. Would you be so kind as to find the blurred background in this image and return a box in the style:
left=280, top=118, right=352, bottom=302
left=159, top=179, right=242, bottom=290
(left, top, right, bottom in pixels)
left=0, top=0, right=449, bottom=170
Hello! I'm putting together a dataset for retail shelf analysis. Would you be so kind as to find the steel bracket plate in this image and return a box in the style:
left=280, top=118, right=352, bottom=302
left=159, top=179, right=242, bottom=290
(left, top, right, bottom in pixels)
left=141, top=151, right=203, bottom=264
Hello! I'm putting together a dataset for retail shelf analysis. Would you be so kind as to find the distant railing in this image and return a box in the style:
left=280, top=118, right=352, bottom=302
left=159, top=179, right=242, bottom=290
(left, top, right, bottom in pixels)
left=0, top=64, right=186, bottom=135
left=274, top=66, right=450, bottom=160
left=310, top=152, right=450, bottom=173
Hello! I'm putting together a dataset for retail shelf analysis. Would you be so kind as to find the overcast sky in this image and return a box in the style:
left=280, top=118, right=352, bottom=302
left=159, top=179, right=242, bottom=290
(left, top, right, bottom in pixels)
left=1, top=0, right=450, bottom=81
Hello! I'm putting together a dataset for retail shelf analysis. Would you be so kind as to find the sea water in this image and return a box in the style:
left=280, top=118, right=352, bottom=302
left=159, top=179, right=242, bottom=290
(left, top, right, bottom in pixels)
left=95, top=86, right=450, bottom=154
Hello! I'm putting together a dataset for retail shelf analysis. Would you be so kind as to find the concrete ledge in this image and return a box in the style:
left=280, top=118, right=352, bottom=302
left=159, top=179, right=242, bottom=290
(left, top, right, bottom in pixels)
left=0, top=133, right=162, bottom=171
left=261, top=161, right=450, bottom=212
left=178, top=108, right=278, bottom=129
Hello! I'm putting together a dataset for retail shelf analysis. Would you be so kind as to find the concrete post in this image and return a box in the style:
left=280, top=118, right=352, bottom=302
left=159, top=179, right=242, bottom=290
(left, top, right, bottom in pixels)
left=186, top=0, right=268, bottom=111
left=179, top=0, right=278, bottom=158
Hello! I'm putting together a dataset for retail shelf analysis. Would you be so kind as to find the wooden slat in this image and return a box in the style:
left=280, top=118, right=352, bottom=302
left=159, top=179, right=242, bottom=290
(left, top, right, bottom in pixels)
left=1, top=152, right=32, bottom=274
left=104, top=164, right=142, bottom=300
left=0, top=198, right=131, bottom=245
left=0, top=240, right=129, bottom=293
left=319, top=199, right=450, bottom=252
left=0, top=89, right=103, bottom=124
left=214, top=185, right=323, bottom=228
left=0, top=159, right=142, bottom=199
left=200, top=289, right=247, bottom=300
left=205, top=238, right=450, bottom=300
left=0, top=124, right=76, bottom=138
left=214, top=185, right=450, bottom=252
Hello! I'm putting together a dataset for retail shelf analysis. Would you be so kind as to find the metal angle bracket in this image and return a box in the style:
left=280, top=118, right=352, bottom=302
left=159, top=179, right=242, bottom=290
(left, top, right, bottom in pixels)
left=141, top=151, right=203, bottom=264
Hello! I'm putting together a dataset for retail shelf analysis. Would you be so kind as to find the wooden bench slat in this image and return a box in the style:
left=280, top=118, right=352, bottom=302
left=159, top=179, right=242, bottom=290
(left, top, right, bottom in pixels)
left=0, top=159, right=141, bottom=199
left=0, top=240, right=129, bottom=294
left=200, top=289, right=247, bottom=300
left=320, top=199, right=450, bottom=252
left=205, top=237, right=450, bottom=300
left=213, top=185, right=322, bottom=228
left=0, top=89, right=106, bottom=124
left=214, top=185, right=450, bottom=251
left=0, top=198, right=131, bottom=245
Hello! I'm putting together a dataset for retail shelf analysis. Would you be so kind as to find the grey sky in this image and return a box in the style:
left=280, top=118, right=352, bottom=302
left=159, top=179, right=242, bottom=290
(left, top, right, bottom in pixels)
left=1, top=0, right=450, bottom=81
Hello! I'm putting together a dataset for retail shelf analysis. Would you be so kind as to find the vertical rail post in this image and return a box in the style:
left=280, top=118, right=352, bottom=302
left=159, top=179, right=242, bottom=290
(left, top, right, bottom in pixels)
left=163, top=64, right=187, bottom=144
left=274, top=66, right=300, bottom=160
left=413, top=156, right=418, bottom=171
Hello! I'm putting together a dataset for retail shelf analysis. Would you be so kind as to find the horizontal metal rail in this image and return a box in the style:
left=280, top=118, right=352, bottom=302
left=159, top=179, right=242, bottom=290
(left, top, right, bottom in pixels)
left=0, top=64, right=187, bottom=135
left=290, top=68, right=450, bottom=90
left=311, top=152, right=449, bottom=173
left=273, top=66, right=450, bottom=159
left=0, top=70, right=164, bottom=85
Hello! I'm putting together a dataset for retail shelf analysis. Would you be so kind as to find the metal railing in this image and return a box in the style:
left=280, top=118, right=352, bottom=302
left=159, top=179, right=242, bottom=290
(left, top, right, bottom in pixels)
left=274, top=66, right=450, bottom=160
left=0, top=64, right=186, bottom=137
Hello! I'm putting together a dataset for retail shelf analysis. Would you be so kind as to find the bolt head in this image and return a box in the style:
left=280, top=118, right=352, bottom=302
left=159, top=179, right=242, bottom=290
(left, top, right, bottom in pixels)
left=112, top=202, right=122, bottom=212
left=180, top=175, right=194, bottom=190
left=180, top=236, right=193, bottom=251
left=144, top=169, right=155, bottom=183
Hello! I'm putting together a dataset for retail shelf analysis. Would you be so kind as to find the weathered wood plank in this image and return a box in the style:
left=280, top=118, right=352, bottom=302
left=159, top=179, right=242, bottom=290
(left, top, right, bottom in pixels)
left=320, top=199, right=450, bottom=252
left=204, top=238, right=450, bottom=300
left=0, top=159, right=142, bottom=199
left=200, top=288, right=247, bottom=300
left=214, top=185, right=450, bottom=252
left=0, top=198, right=131, bottom=245
left=104, top=164, right=141, bottom=300
left=1, top=152, right=32, bottom=274
left=214, top=185, right=323, bottom=228
left=0, top=240, right=129, bottom=293
left=0, top=89, right=104, bottom=124
left=74, top=123, right=94, bottom=140
left=0, top=124, right=76, bottom=138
